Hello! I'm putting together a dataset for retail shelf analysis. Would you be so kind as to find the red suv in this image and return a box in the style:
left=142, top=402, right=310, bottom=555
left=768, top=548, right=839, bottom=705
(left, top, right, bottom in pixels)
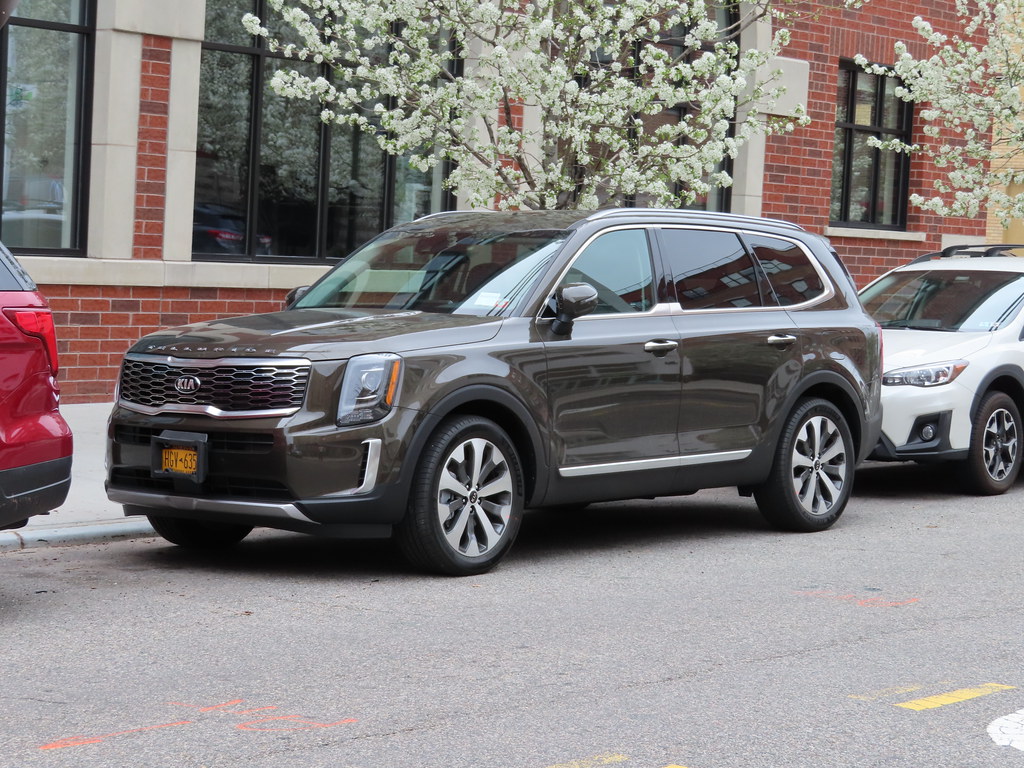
left=0, top=242, right=72, bottom=530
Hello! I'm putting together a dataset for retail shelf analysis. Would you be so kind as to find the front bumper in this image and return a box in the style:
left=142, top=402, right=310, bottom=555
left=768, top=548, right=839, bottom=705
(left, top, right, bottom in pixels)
left=869, top=410, right=968, bottom=462
left=105, top=406, right=418, bottom=533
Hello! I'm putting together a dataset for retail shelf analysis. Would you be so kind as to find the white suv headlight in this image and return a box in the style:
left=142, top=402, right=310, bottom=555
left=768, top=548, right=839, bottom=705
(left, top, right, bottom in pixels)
left=337, top=353, right=403, bottom=425
left=882, top=360, right=968, bottom=387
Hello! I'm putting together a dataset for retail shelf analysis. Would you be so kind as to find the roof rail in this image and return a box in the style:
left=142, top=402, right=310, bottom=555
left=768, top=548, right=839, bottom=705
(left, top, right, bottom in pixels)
left=413, top=210, right=492, bottom=222
left=909, top=243, right=1024, bottom=264
left=584, top=207, right=805, bottom=231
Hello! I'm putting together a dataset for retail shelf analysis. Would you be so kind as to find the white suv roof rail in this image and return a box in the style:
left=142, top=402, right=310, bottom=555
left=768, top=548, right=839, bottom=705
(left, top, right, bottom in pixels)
left=584, top=207, right=805, bottom=231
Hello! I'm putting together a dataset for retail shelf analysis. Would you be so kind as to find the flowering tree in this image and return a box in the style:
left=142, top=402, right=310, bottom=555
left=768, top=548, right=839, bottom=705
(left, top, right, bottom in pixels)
left=856, top=0, right=1024, bottom=224
left=243, top=0, right=810, bottom=210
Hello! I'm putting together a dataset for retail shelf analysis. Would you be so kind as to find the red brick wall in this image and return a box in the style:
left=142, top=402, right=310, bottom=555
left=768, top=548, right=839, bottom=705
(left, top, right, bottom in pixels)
left=47, top=35, right=288, bottom=405
left=761, top=2, right=987, bottom=287
left=45, top=285, right=290, bottom=404
left=135, top=35, right=172, bottom=260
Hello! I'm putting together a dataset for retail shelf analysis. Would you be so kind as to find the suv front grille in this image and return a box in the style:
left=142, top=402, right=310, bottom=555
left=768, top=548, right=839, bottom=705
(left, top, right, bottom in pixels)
left=118, top=355, right=311, bottom=416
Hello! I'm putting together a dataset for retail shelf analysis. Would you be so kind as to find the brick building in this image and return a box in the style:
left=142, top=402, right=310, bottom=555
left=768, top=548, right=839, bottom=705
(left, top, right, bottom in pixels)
left=3, top=0, right=991, bottom=404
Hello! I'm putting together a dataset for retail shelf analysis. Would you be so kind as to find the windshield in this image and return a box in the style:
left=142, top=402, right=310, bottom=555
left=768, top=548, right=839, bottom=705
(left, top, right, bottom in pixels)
left=860, top=269, right=1024, bottom=332
left=295, top=225, right=570, bottom=316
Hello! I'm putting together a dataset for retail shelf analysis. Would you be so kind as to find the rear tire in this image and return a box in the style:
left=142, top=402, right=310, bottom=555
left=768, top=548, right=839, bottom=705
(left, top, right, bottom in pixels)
left=147, top=515, right=252, bottom=549
left=396, top=416, right=524, bottom=576
left=963, top=391, right=1022, bottom=495
left=754, top=398, right=854, bottom=532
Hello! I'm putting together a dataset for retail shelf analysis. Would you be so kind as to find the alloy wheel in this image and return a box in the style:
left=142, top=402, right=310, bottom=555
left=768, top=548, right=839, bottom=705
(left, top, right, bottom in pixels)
left=436, top=437, right=514, bottom=558
left=790, top=414, right=848, bottom=517
left=982, top=407, right=1018, bottom=481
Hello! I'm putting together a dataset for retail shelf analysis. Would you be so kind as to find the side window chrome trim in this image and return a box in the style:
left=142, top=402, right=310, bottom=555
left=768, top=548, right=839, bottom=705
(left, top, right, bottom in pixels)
left=655, top=225, right=836, bottom=311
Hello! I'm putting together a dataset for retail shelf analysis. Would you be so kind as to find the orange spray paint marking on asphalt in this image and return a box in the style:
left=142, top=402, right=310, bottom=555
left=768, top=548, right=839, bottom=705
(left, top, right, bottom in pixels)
left=40, top=699, right=357, bottom=749
left=170, top=699, right=245, bottom=711
left=793, top=590, right=920, bottom=607
left=39, top=721, right=194, bottom=750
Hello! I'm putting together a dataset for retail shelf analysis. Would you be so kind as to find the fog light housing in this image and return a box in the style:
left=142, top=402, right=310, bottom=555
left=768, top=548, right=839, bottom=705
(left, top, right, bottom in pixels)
left=920, top=424, right=936, bottom=441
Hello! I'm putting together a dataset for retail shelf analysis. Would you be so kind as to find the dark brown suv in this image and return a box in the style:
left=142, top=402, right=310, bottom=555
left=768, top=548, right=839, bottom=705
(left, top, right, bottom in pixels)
left=106, top=210, right=882, bottom=574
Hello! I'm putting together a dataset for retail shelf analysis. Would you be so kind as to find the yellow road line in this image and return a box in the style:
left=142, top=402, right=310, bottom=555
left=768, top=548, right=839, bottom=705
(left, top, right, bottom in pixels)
left=896, top=683, right=1016, bottom=711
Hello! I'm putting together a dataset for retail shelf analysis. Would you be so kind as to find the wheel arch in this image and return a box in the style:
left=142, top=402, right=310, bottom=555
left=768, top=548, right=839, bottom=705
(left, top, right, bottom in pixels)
left=787, top=371, right=870, bottom=461
left=406, top=385, right=550, bottom=506
left=970, top=365, right=1024, bottom=423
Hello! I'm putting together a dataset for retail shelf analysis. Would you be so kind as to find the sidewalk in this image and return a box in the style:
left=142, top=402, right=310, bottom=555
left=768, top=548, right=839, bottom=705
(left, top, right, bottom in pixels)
left=0, top=402, right=155, bottom=551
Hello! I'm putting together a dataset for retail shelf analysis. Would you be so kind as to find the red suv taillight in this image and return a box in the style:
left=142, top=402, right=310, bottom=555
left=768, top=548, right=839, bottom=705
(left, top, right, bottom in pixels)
left=3, top=307, right=59, bottom=374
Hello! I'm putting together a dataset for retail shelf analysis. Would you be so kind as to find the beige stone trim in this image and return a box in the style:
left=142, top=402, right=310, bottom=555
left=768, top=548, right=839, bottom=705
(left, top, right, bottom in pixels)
left=824, top=227, right=928, bottom=242
left=88, top=30, right=142, bottom=261
left=164, top=39, right=203, bottom=262
left=97, top=0, right=205, bottom=40
left=19, top=257, right=330, bottom=291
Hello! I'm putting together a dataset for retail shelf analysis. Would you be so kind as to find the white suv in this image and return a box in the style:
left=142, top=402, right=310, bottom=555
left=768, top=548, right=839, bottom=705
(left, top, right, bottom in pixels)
left=859, top=245, right=1024, bottom=494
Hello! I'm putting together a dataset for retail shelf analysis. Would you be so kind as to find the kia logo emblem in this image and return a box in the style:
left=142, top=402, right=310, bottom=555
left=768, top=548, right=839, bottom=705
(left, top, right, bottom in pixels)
left=174, top=375, right=202, bottom=394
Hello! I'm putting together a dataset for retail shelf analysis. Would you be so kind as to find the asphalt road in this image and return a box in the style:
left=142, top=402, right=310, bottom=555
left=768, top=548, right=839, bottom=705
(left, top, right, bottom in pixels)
left=3, top=460, right=1023, bottom=768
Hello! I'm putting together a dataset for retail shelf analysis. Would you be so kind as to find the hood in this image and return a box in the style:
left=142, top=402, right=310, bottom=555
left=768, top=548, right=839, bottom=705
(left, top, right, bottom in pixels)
left=130, top=309, right=505, bottom=360
left=881, top=329, right=993, bottom=371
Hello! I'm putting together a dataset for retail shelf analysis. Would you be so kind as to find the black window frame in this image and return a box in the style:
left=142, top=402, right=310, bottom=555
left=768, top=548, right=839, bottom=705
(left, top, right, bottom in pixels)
left=195, top=2, right=454, bottom=265
left=0, top=1, right=94, bottom=256
left=830, top=60, right=913, bottom=230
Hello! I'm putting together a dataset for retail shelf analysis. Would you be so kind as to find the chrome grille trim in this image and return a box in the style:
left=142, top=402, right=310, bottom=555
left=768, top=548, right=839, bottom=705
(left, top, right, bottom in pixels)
left=117, top=354, right=312, bottom=418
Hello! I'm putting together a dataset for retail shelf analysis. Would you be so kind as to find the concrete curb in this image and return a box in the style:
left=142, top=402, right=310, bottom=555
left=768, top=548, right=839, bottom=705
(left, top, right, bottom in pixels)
left=0, top=519, right=156, bottom=552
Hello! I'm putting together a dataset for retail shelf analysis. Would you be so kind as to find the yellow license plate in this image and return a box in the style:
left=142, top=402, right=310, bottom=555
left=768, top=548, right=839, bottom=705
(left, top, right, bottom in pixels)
left=161, top=446, right=198, bottom=475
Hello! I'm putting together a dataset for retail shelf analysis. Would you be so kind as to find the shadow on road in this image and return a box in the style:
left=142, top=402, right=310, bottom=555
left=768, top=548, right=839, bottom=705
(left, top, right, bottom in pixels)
left=852, top=459, right=980, bottom=500
left=121, top=491, right=772, bottom=579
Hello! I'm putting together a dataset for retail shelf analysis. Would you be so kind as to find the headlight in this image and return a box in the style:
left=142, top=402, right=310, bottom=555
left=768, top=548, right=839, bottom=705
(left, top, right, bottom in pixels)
left=882, top=360, right=968, bottom=387
left=337, top=353, right=403, bottom=425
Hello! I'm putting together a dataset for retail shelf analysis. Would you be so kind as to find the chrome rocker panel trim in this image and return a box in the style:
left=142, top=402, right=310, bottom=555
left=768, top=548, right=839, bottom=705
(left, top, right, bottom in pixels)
left=558, top=449, right=751, bottom=478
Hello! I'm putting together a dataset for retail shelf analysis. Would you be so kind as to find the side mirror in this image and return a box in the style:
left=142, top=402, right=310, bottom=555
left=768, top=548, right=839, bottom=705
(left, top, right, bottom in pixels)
left=551, top=282, right=599, bottom=335
left=284, top=285, right=310, bottom=309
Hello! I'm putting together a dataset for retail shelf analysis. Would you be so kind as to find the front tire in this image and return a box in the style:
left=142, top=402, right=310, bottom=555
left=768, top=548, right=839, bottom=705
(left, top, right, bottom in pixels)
left=754, top=398, right=854, bottom=532
left=396, top=416, right=524, bottom=576
left=963, top=391, right=1022, bottom=495
left=147, top=515, right=253, bottom=549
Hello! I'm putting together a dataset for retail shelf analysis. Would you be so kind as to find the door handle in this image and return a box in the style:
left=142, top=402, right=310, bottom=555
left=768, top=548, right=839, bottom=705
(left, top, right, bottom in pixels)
left=766, top=334, right=797, bottom=347
left=644, top=339, right=678, bottom=356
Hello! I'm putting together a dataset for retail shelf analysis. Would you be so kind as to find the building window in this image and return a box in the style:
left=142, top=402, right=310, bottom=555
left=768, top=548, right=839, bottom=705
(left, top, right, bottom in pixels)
left=194, top=1, right=448, bottom=263
left=629, top=3, right=738, bottom=212
left=830, top=61, right=912, bottom=229
left=0, top=0, right=92, bottom=253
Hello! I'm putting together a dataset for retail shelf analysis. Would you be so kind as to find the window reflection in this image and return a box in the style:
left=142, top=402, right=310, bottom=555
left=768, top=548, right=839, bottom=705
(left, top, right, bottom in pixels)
left=195, top=0, right=445, bottom=262
left=194, top=50, right=253, bottom=255
left=13, top=0, right=83, bottom=24
left=2, top=24, right=83, bottom=249
left=561, top=230, right=654, bottom=313
left=258, top=61, right=319, bottom=257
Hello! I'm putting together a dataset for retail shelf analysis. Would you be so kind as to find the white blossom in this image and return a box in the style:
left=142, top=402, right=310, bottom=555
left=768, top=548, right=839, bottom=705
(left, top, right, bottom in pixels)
left=246, top=0, right=811, bottom=209
left=862, top=0, right=1024, bottom=225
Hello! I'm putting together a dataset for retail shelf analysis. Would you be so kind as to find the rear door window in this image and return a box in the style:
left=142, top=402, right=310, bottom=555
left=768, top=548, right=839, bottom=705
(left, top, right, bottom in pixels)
left=657, top=228, right=769, bottom=310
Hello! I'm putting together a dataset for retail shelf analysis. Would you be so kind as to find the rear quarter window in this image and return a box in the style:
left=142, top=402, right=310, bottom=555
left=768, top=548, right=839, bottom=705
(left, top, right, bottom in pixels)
left=0, top=243, right=34, bottom=290
left=746, top=235, right=826, bottom=306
